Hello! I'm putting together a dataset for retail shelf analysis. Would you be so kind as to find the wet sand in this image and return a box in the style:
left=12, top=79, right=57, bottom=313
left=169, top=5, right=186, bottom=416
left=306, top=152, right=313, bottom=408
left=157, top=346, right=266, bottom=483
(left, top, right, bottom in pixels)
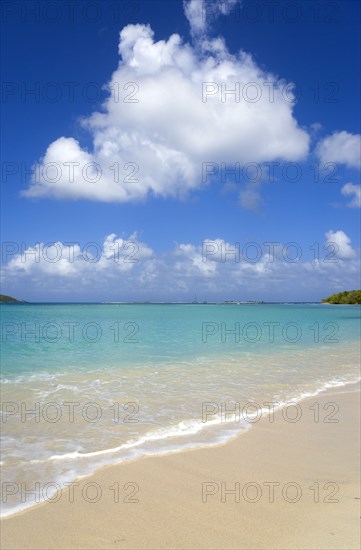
left=1, top=388, right=360, bottom=549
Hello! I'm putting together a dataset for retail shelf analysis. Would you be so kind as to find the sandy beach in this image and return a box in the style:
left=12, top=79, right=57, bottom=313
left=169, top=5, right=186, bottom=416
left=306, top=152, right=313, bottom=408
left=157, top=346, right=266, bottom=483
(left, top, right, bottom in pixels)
left=1, top=387, right=359, bottom=550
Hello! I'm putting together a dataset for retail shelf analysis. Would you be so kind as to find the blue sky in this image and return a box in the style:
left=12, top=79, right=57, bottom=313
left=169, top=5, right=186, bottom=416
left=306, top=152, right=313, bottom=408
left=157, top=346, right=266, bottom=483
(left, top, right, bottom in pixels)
left=1, top=0, right=360, bottom=301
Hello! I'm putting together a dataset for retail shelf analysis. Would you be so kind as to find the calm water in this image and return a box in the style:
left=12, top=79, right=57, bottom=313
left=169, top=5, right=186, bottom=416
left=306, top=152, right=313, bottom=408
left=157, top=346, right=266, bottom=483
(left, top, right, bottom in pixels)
left=1, top=303, right=360, bottom=516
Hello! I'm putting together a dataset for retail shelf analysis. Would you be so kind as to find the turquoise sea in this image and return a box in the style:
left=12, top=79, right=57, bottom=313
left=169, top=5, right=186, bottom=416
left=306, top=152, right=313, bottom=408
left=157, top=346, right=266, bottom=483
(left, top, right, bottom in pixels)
left=1, top=303, right=360, bottom=516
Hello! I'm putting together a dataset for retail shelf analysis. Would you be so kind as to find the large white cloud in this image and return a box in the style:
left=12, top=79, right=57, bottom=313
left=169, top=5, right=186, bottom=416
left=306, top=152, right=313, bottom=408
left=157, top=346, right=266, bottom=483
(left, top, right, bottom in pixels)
left=23, top=8, right=309, bottom=203
left=316, top=131, right=361, bottom=169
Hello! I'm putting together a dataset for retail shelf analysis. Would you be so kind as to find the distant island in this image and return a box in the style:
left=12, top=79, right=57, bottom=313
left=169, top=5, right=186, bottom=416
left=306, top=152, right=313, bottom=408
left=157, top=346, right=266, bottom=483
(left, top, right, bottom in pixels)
left=322, top=290, right=361, bottom=305
left=0, top=294, right=26, bottom=303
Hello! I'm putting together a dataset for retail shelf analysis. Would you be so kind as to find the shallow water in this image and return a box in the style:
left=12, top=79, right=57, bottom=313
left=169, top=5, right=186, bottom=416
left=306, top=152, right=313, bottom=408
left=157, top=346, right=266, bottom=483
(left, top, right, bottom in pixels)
left=1, top=303, right=360, bottom=516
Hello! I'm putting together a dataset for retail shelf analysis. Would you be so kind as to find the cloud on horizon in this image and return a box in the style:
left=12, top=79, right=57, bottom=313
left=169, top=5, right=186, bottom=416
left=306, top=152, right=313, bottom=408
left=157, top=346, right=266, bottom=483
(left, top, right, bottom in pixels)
left=2, top=230, right=359, bottom=301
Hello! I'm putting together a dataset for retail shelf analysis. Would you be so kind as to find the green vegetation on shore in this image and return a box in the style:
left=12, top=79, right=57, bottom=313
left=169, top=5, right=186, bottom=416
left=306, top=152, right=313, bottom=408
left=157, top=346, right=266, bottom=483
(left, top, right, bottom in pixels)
left=0, top=294, right=24, bottom=303
left=321, top=290, right=361, bottom=304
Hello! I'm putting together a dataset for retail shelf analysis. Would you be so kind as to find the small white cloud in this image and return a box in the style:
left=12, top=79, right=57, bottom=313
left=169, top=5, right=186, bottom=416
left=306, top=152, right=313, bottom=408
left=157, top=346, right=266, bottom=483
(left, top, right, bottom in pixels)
left=325, top=229, right=356, bottom=260
left=239, top=186, right=262, bottom=212
left=316, top=131, right=361, bottom=169
left=341, top=183, right=361, bottom=208
left=184, top=0, right=239, bottom=36
left=183, top=0, right=207, bottom=35
left=3, top=234, right=153, bottom=279
left=310, top=122, right=322, bottom=134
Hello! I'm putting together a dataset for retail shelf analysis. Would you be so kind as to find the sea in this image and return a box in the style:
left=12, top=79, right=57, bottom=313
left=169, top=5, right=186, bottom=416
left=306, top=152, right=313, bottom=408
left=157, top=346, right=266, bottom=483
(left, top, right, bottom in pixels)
left=1, top=302, right=360, bottom=516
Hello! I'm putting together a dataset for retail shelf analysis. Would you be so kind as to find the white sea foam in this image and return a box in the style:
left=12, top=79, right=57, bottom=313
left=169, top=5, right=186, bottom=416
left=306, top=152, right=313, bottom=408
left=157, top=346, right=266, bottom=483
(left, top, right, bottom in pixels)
left=1, top=374, right=359, bottom=518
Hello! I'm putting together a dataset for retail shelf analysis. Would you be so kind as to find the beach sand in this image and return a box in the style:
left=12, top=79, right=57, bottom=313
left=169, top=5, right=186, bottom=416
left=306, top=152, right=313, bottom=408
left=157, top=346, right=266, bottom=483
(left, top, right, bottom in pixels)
left=1, top=388, right=360, bottom=550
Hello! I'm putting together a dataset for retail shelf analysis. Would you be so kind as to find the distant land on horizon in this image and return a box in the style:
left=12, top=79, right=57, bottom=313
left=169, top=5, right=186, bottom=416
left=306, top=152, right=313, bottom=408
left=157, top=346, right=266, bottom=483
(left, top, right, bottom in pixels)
left=1, top=293, right=360, bottom=305
left=321, top=290, right=361, bottom=305
left=0, top=294, right=27, bottom=303
left=0, top=294, right=317, bottom=304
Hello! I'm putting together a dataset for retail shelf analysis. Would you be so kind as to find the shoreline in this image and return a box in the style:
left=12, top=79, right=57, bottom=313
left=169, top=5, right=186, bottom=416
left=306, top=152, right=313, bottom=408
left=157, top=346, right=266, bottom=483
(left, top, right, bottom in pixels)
left=1, top=385, right=360, bottom=549
left=1, top=378, right=360, bottom=520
